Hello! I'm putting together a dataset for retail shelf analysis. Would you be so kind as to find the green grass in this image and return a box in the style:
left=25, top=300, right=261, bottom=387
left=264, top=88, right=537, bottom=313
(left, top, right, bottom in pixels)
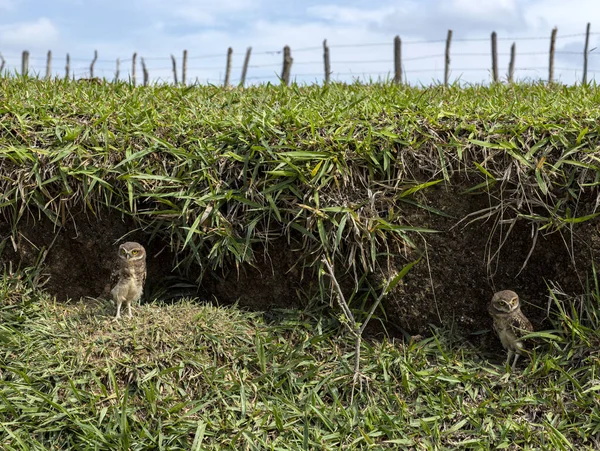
left=0, top=269, right=599, bottom=450
left=2, top=78, right=600, bottom=449
left=2, top=78, right=600, bottom=286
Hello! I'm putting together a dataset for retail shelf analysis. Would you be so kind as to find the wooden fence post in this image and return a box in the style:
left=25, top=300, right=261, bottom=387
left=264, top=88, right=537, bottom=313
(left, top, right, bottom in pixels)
left=182, top=50, right=188, bottom=86
left=444, top=30, right=452, bottom=86
left=141, top=58, right=149, bottom=86
left=508, top=42, right=516, bottom=83
left=583, top=22, right=591, bottom=85
left=132, top=52, right=137, bottom=86
left=46, top=50, right=52, bottom=79
left=393, top=35, right=402, bottom=84
left=21, top=51, right=29, bottom=77
left=115, top=58, right=120, bottom=81
left=323, top=39, right=331, bottom=84
left=240, top=46, right=252, bottom=87
left=90, top=50, right=98, bottom=78
left=281, top=45, right=293, bottom=85
left=65, top=53, right=70, bottom=80
left=491, top=32, right=498, bottom=82
left=171, top=54, right=178, bottom=85
left=224, top=47, right=233, bottom=87
left=549, top=27, right=557, bottom=84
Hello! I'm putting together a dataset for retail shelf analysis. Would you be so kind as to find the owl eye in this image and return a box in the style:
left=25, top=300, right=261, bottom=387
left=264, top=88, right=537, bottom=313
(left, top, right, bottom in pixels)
left=131, top=250, right=139, bottom=256
left=120, top=248, right=127, bottom=255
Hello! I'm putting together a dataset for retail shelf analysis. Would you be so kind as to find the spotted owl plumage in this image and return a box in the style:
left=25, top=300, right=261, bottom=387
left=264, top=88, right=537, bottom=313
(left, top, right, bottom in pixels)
left=110, top=241, right=147, bottom=320
left=488, top=290, right=534, bottom=369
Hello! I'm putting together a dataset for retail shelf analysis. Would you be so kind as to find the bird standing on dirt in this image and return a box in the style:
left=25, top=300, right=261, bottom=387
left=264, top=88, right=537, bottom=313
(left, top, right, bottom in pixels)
left=110, top=241, right=147, bottom=320
left=488, top=290, right=534, bottom=369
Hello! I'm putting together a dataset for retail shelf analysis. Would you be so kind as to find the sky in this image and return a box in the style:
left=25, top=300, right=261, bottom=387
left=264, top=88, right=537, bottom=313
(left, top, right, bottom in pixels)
left=0, top=0, right=598, bottom=86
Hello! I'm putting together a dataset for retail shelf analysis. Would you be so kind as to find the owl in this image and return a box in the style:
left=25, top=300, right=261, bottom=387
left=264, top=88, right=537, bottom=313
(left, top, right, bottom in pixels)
left=110, top=241, right=147, bottom=320
left=488, top=290, right=534, bottom=369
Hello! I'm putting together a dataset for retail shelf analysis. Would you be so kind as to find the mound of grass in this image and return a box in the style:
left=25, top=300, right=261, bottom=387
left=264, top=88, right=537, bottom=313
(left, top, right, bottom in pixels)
left=2, top=79, right=600, bottom=288
left=0, top=269, right=599, bottom=449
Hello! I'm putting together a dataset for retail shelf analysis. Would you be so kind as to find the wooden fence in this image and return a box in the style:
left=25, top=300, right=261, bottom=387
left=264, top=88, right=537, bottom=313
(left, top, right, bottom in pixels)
left=1, top=23, right=597, bottom=86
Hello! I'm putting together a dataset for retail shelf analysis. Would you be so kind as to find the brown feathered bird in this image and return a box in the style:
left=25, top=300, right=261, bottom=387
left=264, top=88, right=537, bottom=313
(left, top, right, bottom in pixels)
left=488, top=290, right=534, bottom=369
left=110, top=242, right=147, bottom=320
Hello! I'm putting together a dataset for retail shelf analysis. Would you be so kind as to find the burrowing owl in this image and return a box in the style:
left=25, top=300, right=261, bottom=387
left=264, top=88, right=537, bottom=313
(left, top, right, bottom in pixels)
left=110, top=241, right=147, bottom=320
left=488, top=290, right=534, bottom=369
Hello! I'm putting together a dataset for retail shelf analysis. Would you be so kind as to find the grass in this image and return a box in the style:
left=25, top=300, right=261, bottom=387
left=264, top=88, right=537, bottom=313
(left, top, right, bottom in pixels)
left=0, top=268, right=599, bottom=450
left=2, top=78, right=600, bottom=449
left=2, top=78, right=600, bottom=286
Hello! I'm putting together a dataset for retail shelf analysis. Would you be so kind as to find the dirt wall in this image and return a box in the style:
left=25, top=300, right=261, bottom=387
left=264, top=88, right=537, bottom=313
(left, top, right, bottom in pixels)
left=1, top=185, right=596, bottom=339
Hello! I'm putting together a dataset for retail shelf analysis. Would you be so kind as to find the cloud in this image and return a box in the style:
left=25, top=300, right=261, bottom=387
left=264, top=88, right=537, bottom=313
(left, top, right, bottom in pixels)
left=524, top=0, right=598, bottom=33
left=0, top=0, right=19, bottom=11
left=306, top=1, right=528, bottom=40
left=449, top=0, right=521, bottom=21
left=136, top=0, right=263, bottom=26
left=0, top=18, right=59, bottom=50
left=375, top=0, right=527, bottom=39
left=307, top=5, right=394, bottom=26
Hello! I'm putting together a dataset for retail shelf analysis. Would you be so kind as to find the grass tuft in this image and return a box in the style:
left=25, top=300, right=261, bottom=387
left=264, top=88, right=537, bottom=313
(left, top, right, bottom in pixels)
left=3, top=79, right=600, bottom=286
left=0, top=268, right=599, bottom=449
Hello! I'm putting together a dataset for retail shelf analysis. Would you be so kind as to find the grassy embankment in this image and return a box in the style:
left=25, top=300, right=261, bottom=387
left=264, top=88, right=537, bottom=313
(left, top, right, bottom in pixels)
left=1, top=78, right=600, bottom=449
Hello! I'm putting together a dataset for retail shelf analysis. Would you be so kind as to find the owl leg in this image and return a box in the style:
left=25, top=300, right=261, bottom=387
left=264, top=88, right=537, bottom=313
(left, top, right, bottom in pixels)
left=114, top=300, right=122, bottom=320
left=505, top=350, right=515, bottom=370
left=127, top=301, right=133, bottom=318
left=512, top=352, right=521, bottom=370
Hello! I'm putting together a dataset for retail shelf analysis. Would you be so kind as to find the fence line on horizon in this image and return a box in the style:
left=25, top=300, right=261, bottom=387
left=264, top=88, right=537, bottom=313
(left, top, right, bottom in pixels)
left=1, top=23, right=599, bottom=87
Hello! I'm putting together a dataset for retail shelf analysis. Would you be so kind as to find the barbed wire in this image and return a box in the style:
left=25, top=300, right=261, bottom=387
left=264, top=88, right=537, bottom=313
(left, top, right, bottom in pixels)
left=2, top=28, right=599, bottom=85
left=1, top=30, right=598, bottom=63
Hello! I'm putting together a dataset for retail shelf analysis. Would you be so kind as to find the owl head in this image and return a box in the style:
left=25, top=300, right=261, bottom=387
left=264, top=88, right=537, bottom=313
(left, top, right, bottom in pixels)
left=118, top=241, right=146, bottom=261
left=490, top=290, right=520, bottom=313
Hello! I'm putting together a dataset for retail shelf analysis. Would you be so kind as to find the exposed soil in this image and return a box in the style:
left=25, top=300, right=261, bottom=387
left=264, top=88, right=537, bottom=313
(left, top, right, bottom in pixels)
left=1, top=184, right=598, bottom=347
left=383, top=184, right=596, bottom=343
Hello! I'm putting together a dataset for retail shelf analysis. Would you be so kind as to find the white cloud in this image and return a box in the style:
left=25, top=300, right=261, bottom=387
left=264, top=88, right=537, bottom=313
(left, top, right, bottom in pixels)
left=524, top=0, right=597, bottom=33
left=307, top=5, right=394, bottom=25
left=0, top=0, right=19, bottom=11
left=0, top=18, right=59, bottom=50
left=448, top=0, right=520, bottom=19
left=137, top=0, right=262, bottom=25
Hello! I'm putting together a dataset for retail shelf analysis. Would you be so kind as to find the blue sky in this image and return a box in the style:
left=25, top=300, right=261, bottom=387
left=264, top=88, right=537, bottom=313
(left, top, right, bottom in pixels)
left=0, top=0, right=598, bottom=85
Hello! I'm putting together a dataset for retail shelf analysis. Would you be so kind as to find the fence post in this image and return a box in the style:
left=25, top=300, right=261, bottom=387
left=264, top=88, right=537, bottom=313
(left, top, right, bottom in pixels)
left=508, top=43, right=516, bottom=83
left=281, top=45, right=293, bottom=85
left=21, top=50, right=29, bottom=77
left=171, top=54, right=178, bottom=85
left=323, top=39, right=331, bottom=85
left=141, top=58, right=149, bottom=86
left=444, top=30, right=452, bottom=86
left=182, top=50, right=188, bottom=86
left=491, top=32, right=498, bottom=82
left=583, top=22, right=591, bottom=85
left=224, top=47, right=233, bottom=87
left=0, top=53, right=5, bottom=73
left=46, top=50, right=52, bottom=79
left=548, top=27, right=557, bottom=84
left=115, top=58, right=120, bottom=81
left=65, top=53, right=70, bottom=80
left=240, top=46, right=252, bottom=87
left=132, top=52, right=137, bottom=86
left=393, top=35, right=402, bottom=84
left=90, top=50, right=98, bottom=78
